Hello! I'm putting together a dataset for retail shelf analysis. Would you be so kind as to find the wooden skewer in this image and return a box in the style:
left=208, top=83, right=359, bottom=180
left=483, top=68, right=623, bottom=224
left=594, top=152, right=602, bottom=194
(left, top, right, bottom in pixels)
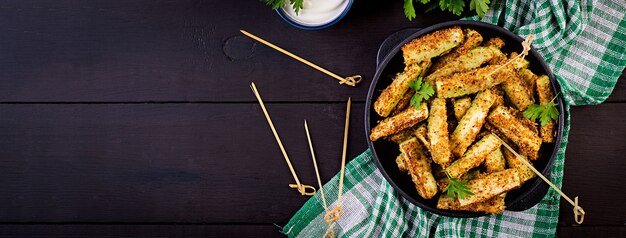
left=304, top=120, right=328, bottom=209
left=240, top=30, right=362, bottom=86
left=492, top=133, right=585, bottom=224
left=338, top=97, right=351, bottom=203
left=324, top=97, right=351, bottom=224
left=250, top=82, right=315, bottom=196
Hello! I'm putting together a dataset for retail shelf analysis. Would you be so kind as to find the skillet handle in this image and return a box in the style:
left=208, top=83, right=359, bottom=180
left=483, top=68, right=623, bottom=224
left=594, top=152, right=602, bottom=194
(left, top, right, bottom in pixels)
left=376, top=28, right=421, bottom=68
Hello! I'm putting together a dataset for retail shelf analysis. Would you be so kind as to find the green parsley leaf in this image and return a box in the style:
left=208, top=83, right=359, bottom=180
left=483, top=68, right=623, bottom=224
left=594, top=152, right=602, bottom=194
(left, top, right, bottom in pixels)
left=404, top=0, right=417, bottom=21
left=409, top=77, right=435, bottom=109
left=439, top=0, right=465, bottom=16
left=469, top=0, right=490, bottom=17
left=291, top=0, right=304, bottom=14
left=260, top=0, right=304, bottom=15
left=261, top=0, right=284, bottom=9
left=523, top=94, right=560, bottom=126
left=443, top=173, right=474, bottom=199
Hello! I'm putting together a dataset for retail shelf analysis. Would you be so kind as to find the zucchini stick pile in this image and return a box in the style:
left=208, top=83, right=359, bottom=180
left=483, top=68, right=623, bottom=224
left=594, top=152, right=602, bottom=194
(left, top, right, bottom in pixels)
left=369, top=26, right=557, bottom=214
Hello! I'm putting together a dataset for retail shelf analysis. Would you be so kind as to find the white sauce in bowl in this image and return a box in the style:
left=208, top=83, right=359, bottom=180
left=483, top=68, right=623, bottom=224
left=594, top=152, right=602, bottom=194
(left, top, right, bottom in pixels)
left=281, top=0, right=350, bottom=27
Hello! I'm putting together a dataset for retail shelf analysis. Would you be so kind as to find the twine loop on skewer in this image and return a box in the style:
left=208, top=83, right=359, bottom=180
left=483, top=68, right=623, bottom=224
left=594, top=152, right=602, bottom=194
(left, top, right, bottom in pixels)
left=486, top=34, right=534, bottom=78
left=339, top=75, right=363, bottom=86
left=573, top=196, right=585, bottom=224
left=323, top=206, right=343, bottom=223
left=289, top=183, right=317, bottom=196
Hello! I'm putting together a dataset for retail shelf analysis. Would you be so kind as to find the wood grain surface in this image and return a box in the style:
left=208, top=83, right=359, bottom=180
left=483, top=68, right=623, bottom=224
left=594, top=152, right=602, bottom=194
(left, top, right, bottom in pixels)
left=0, top=0, right=623, bottom=237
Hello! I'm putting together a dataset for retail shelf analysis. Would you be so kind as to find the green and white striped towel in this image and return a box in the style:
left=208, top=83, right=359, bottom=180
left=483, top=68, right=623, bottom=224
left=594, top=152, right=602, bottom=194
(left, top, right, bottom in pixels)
left=283, top=0, right=626, bottom=237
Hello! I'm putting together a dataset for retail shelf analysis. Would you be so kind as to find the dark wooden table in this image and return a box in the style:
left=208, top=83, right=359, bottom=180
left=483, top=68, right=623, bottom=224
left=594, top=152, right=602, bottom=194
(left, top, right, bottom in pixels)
left=0, top=0, right=624, bottom=237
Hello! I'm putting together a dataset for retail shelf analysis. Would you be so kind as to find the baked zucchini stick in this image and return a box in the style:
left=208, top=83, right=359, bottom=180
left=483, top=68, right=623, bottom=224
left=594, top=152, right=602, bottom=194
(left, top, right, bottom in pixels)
left=502, top=149, right=536, bottom=183
left=431, top=28, right=483, bottom=71
left=396, top=153, right=408, bottom=172
left=399, top=138, right=438, bottom=199
left=486, top=38, right=507, bottom=65
left=509, top=107, right=539, bottom=134
left=428, top=98, right=452, bottom=167
left=520, top=68, right=538, bottom=98
left=402, top=26, right=464, bottom=65
left=452, top=96, right=472, bottom=121
left=374, top=64, right=424, bottom=117
left=484, top=37, right=505, bottom=49
left=492, top=86, right=505, bottom=107
left=425, top=46, right=502, bottom=84
left=386, top=127, right=415, bottom=144
left=458, top=168, right=521, bottom=207
left=502, top=69, right=535, bottom=111
left=370, top=102, right=429, bottom=141
left=536, top=75, right=557, bottom=143
left=390, top=91, right=414, bottom=116
left=390, top=61, right=433, bottom=116
left=414, top=123, right=431, bottom=152
left=487, top=106, right=542, bottom=160
left=435, top=65, right=508, bottom=98
left=509, top=52, right=530, bottom=70
left=446, top=134, right=502, bottom=178
left=450, top=89, right=498, bottom=157
left=484, top=147, right=506, bottom=173
left=437, top=193, right=506, bottom=214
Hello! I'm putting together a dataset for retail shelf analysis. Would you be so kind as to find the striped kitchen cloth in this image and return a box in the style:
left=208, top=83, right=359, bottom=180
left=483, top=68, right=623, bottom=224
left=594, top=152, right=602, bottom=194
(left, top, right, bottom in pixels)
left=283, top=0, right=626, bottom=237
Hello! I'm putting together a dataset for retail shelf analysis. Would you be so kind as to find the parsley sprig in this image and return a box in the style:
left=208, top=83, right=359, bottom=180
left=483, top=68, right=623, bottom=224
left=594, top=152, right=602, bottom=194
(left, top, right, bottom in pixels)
left=409, top=77, right=435, bottom=109
left=261, top=0, right=304, bottom=14
left=443, top=173, right=474, bottom=199
left=403, top=0, right=491, bottom=20
left=523, top=94, right=560, bottom=126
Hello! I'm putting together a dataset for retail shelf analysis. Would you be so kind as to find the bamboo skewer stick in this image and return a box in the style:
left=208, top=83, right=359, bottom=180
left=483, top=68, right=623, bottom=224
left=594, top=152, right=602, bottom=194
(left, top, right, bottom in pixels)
left=324, top=98, right=351, bottom=224
left=492, top=133, right=585, bottom=224
left=250, top=82, right=315, bottom=196
left=240, top=30, right=362, bottom=86
left=304, top=120, right=328, bottom=209
left=338, top=97, right=351, bottom=204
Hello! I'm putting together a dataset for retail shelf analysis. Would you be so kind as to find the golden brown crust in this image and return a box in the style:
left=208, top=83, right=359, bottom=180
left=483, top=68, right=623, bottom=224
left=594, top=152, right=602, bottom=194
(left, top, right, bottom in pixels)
left=437, top=193, right=506, bottom=214
left=386, top=127, right=416, bottom=144
left=389, top=61, right=432, bottom=116
left=458, top=169, right=521, bottom=207
left=370, top=103, right=429, bottom=141
left=519, top=68, right=538, bottom=99
left=396, top=153, right=408, bottom=172
left=390, top=90, right=414, bottom=117
left=502, top=149, right=537, bottom=184
left=450, top=89, right=498, bottom=157
left=501, top=68, right=535, bottom=111
left=374, top=64, right=423, bottom=117
left=435, top=65, right=508, bottom=98
left=484, top=147, right=506, bottom=173
left=446, top=134, right=502, bottom=178
left=484, top=37, right=505, bottom=49
left=536, top=75, right=557, bottom=143
left=452, top=96, right=472, bottom=121
left=414, top=123, right=431, bottom=152
left=428, top=98, right=452, bottom=167
left=425, top=46, right=500, bottom=85
left=431, top=28, right=483, bottom=71
left=399, top=138, right=438, bottom=199
left=508, top=107, right=539, bottom=134
left=487, top=106, right=542, bottom=160
left=402, top=26, right=464, bottom=65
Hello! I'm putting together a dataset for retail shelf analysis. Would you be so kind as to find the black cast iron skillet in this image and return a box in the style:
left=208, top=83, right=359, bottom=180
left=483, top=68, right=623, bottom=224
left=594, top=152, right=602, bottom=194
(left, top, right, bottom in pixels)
left=365, top=21, right=565, bottom=218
